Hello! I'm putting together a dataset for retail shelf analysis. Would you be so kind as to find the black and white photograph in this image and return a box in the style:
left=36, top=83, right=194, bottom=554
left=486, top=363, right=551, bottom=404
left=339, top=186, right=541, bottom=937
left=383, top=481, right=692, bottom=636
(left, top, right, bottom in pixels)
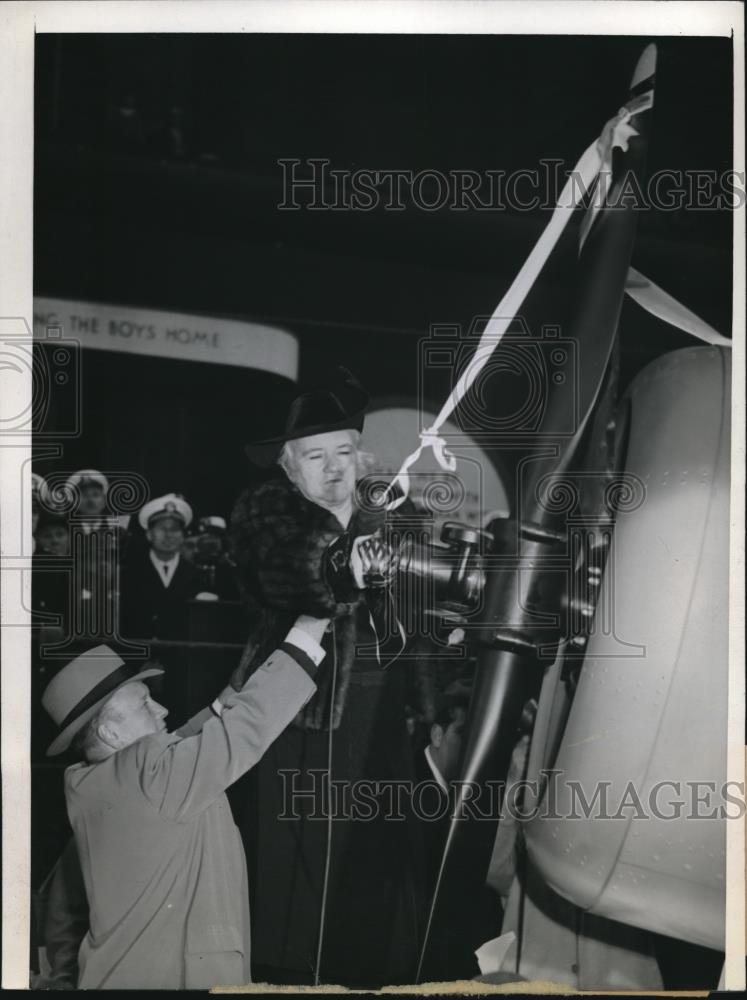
left=1, top=1, right=744, bottom=992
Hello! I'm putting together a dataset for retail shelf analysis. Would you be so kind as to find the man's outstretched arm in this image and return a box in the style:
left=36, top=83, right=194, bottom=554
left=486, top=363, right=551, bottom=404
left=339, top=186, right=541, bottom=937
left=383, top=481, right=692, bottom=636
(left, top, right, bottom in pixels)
left=135, top=615, right=329, bottom=821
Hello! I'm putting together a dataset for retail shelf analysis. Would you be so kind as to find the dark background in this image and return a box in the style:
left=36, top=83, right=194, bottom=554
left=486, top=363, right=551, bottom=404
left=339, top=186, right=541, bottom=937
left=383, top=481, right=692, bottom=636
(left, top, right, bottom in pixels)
left=33, top=33, right=733, bottom=516
left=29, top=37, right=734, bottom=983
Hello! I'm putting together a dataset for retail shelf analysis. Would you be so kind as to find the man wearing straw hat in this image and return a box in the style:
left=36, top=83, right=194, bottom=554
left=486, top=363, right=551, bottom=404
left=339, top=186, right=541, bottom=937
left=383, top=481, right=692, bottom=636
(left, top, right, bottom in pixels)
left=40, top=616, right=328, bottom=989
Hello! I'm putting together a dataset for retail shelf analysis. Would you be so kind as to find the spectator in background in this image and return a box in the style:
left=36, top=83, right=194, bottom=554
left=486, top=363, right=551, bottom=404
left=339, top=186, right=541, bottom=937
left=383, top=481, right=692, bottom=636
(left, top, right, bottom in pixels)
left=35, top=511, right=71, bottom=559
left=183, top=515, right=240, bottom=601
left=33, top=511, right=72, bottom=636
left=64, top=470, right=128, bottom=634
left=415, top=695, right=502, bottom=982
left=413, top=697, right=469, bottom=892
left=424, top=696, right=468, bottom=790
left=119, top=493, right=209, bottom=641
left=65, top=470, right=111, bottom=532
left=64, top=468, right=131, bottom=540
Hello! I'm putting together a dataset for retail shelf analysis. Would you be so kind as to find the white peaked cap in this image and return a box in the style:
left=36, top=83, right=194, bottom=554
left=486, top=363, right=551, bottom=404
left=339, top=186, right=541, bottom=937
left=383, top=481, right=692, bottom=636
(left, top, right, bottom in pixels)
left=138, top=492, right=193, bottom=530
left=65, top=468, right=109, bottom=493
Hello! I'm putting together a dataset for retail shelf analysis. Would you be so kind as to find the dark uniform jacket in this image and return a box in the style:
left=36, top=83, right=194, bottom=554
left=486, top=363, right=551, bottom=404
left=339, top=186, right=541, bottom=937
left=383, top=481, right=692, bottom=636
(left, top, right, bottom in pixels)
left=119, top=552, right=202, bottom=641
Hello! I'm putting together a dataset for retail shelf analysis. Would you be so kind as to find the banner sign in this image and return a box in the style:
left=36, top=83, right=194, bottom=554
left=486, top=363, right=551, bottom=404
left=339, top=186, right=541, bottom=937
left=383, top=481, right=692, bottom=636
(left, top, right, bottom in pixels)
left=33, top=297, right=298, bottom=380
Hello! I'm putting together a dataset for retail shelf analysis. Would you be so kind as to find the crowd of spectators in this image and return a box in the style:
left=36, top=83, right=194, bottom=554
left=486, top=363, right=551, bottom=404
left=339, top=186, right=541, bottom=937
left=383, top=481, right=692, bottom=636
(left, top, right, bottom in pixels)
left=30, top=464, right=483, bottom=989
left=31, top=469, right=240, bottom=646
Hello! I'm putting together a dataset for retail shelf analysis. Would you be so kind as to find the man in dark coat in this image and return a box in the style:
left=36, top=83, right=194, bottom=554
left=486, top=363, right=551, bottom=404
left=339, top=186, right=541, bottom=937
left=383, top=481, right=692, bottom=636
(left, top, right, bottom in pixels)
left=119, top=493, right=204, bottom=641
left=229, top=370, right=426, bottom=988
left=64, top=470, right=128, bottom=631
left=414, top=695, right=503, bottom=984
left=413, top=697, right=469, bottom=894
left=33, top=510, right=71, bottom=631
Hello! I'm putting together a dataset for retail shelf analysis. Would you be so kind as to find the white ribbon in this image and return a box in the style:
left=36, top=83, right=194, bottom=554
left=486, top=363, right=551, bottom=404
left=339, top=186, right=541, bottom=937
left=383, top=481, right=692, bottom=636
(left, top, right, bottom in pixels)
left=382, top=91, right=655, bottom=512
left=625, top=266, right=732, bottom=346
left=381, top=86, right=730, bottom=513
left=385, top=428, right=458, bottom=511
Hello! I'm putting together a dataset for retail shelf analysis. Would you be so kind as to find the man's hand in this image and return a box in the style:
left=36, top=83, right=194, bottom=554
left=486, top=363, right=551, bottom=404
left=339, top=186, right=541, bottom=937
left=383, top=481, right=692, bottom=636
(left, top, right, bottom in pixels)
left=292, top=613, right=331, bottom=646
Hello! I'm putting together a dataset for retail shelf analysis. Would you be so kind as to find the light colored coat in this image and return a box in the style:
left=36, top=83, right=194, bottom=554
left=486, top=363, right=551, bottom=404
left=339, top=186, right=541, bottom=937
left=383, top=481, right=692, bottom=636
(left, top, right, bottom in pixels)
left=65, top=648, right=316, bottom=989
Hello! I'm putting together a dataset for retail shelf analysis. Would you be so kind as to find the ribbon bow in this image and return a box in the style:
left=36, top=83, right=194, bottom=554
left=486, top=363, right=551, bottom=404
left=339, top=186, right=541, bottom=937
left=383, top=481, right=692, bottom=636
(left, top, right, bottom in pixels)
left=381, top=426, right=457, bottom=511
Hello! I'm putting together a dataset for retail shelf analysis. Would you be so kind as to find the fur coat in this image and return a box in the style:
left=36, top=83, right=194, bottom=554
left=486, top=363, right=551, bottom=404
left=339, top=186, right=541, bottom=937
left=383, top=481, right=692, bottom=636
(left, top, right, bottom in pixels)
left=229, top=473, right=422, bottom=728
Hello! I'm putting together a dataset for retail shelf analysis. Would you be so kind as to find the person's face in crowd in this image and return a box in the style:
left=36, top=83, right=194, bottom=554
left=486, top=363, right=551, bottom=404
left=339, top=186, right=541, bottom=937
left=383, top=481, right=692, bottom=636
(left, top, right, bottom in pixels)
left=147, top=516, right=185, bottom=560
left=430, top=706, right=467, bottom=783
left=37, top=524, right=70, bottom=556
left=78, top=483, right=106, bottom=516
left=98, top=681, right=169, bottom=752
left=288, top=430, right=358, bottom=513
left=196, top=529, right=223, bottom=561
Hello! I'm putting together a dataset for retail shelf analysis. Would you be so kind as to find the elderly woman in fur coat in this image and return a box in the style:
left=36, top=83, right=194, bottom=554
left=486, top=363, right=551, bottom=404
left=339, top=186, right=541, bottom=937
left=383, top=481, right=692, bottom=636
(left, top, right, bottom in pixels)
left=228, top=371, right=428, bottom=988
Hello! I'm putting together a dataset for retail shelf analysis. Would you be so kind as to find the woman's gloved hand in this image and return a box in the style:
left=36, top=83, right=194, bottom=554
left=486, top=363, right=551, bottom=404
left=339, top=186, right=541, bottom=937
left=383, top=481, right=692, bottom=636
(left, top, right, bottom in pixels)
left=350, top=532, right=398, bottom=589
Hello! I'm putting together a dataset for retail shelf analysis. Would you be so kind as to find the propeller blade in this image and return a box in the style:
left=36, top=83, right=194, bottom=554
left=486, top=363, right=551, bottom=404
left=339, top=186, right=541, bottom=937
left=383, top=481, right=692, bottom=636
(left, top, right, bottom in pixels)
left=417, top=43, right=657, bottom=983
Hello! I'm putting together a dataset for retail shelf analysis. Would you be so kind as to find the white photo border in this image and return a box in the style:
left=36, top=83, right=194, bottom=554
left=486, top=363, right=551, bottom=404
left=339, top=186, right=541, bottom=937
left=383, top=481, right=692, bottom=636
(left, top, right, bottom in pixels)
left=1, top=1, right=744, bottom=990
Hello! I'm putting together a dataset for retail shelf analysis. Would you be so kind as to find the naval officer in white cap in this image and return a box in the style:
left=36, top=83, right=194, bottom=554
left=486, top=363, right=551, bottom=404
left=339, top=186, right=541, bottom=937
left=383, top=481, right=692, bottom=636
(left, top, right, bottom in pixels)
left=61, top=469, right=130, bottom=634
left=119, top=493, right=204, bottom=641
left=64, top=469, right=122, bottom=533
